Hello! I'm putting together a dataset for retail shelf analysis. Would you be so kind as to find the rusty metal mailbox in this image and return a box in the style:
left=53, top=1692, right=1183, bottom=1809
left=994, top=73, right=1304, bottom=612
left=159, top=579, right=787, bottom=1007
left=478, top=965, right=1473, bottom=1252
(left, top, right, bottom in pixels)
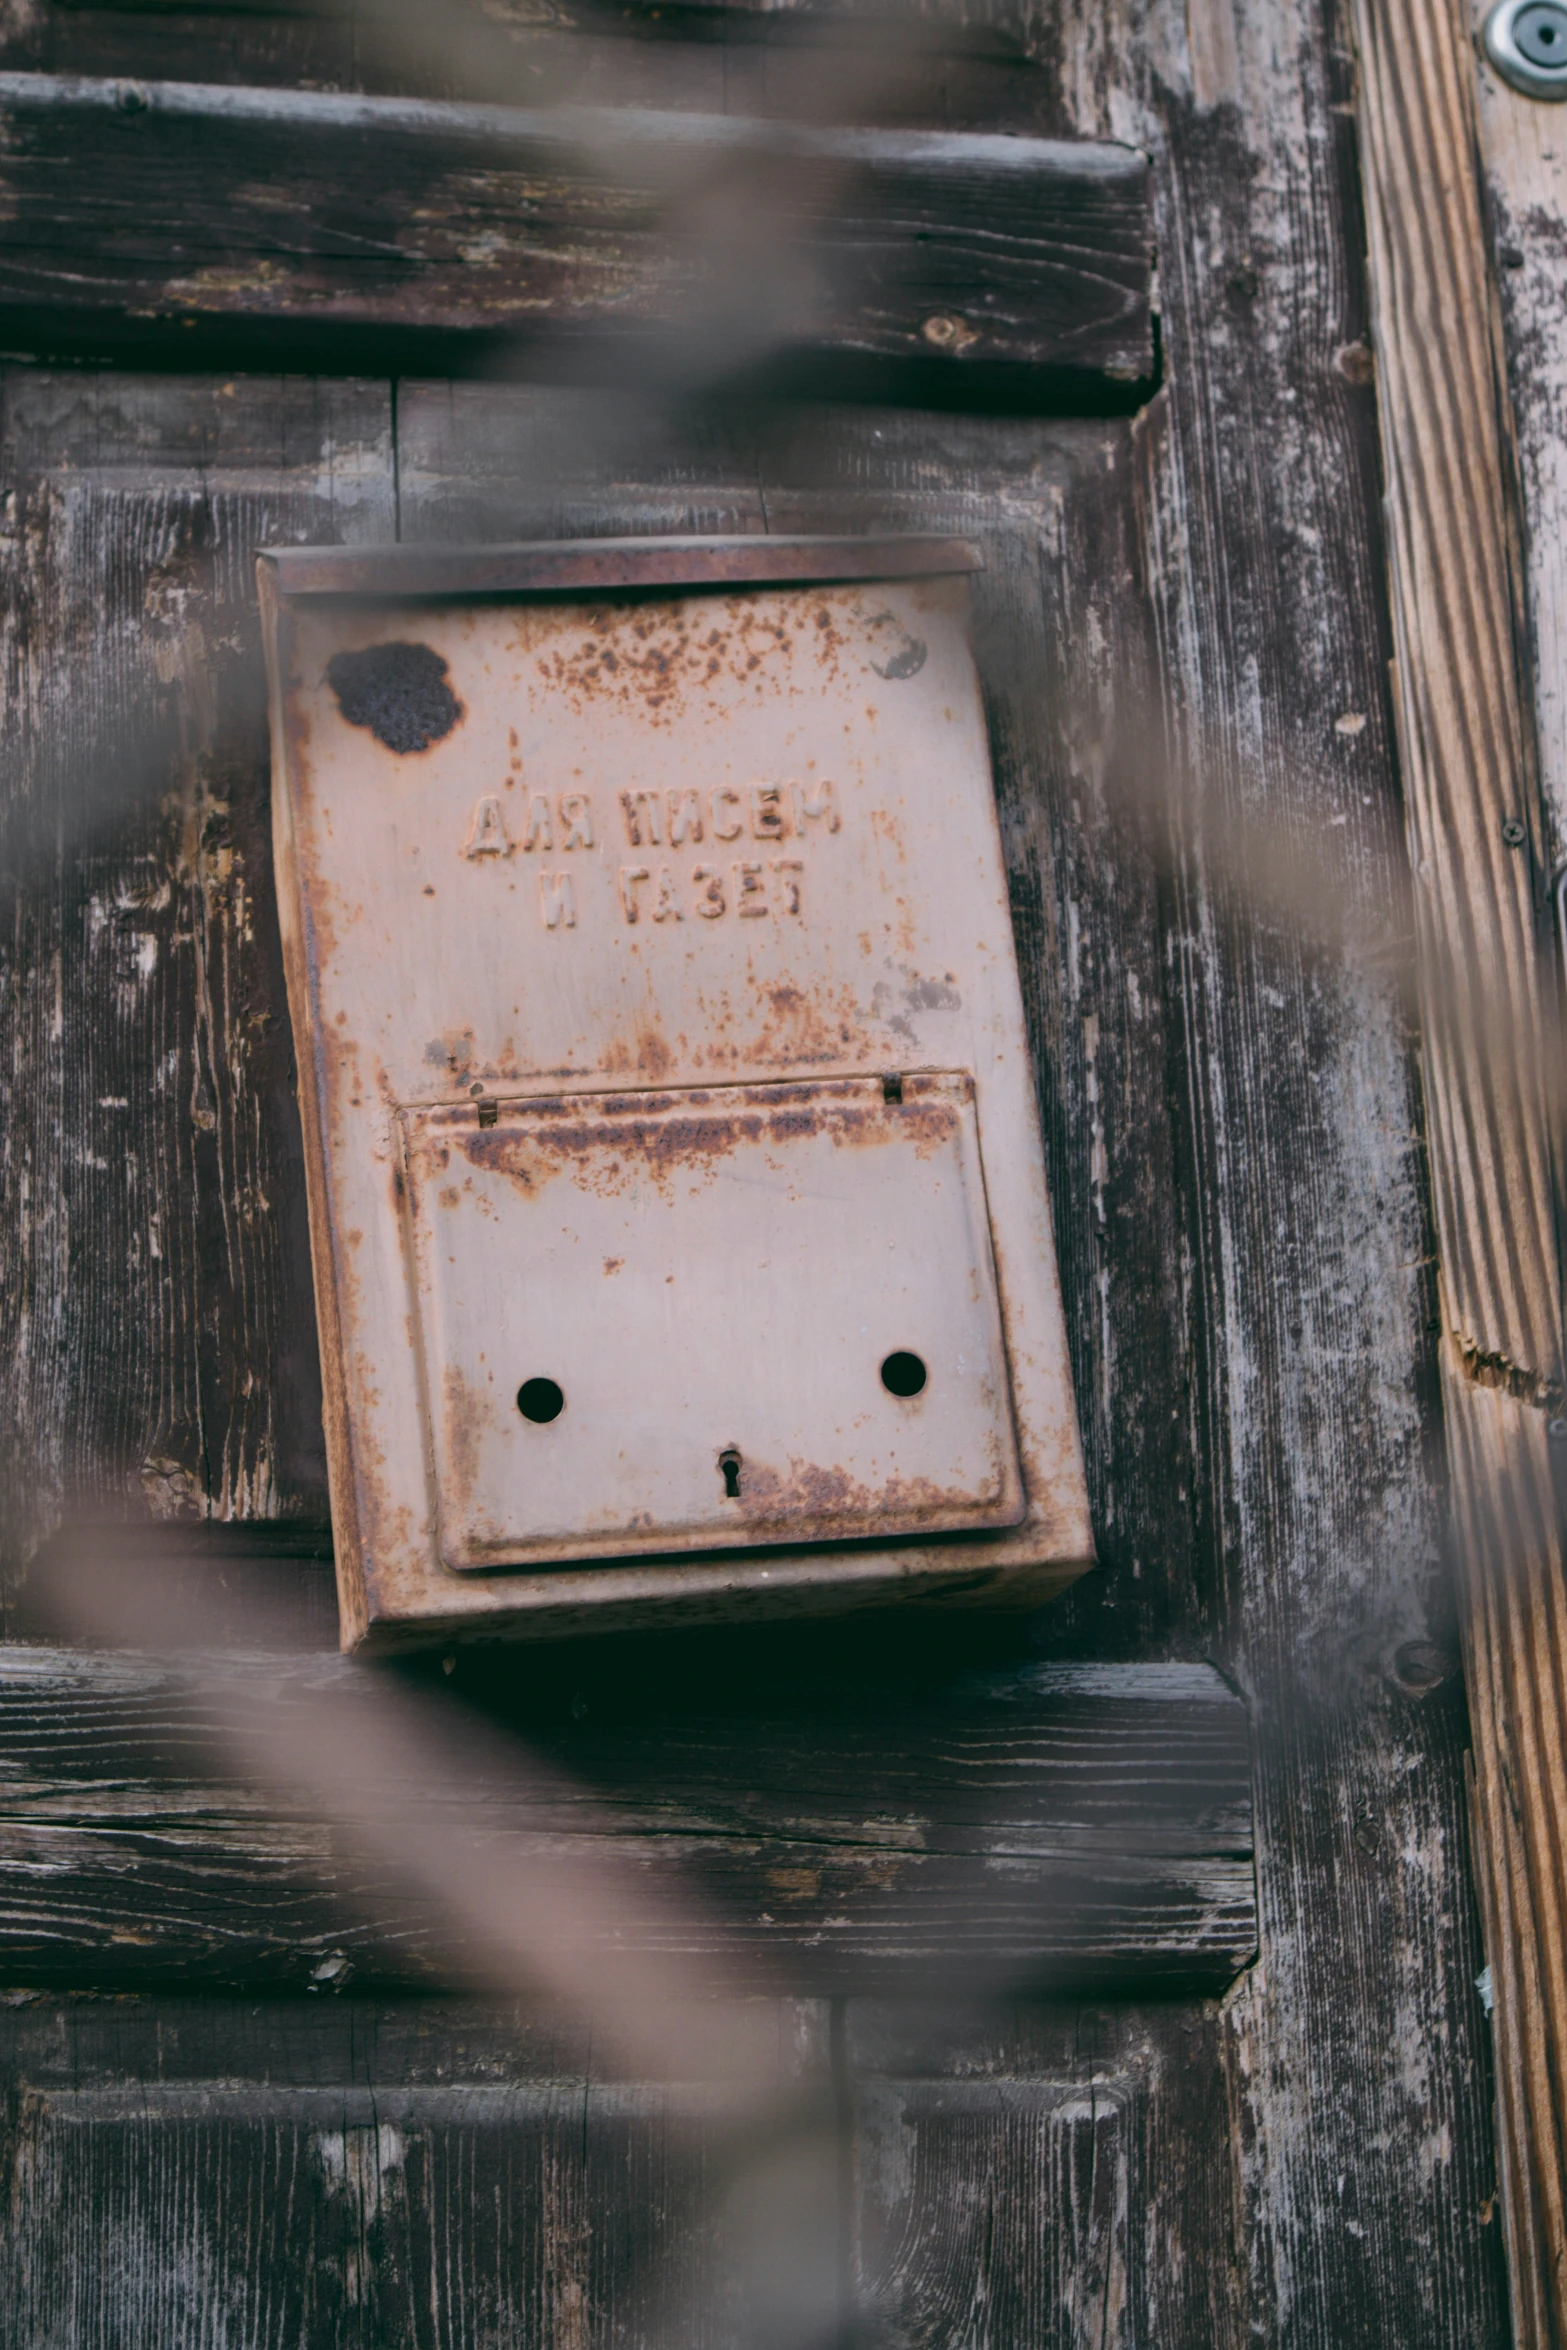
left=259, top=536, right=1093, bottom=1649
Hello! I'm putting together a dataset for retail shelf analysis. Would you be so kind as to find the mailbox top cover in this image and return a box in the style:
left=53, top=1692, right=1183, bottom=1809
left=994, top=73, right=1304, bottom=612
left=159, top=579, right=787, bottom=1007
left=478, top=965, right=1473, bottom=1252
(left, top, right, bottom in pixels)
left=260, top=535, right=1094, bottom=1650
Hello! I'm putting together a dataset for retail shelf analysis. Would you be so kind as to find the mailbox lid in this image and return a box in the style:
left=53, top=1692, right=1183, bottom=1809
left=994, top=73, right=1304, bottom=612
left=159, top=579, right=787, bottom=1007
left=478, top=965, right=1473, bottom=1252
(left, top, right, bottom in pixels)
left=401, top=1072, right=1025, bottom=1566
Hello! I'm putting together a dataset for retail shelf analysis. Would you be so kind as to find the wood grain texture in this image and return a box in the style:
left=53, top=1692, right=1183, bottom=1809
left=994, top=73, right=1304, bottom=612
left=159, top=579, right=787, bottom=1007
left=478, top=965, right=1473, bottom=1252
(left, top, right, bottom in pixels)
left=1471, top=26, right=1567, bottom=2341
left=844, top=2001, right=1239, bottom=2349
left=0, top=1647, right=1254, bottom=1993
left=1349, top=0, right=1567, bottom=2335
left=0, top=0, right=1077, bottom=142
left=0, top=72, right=1155, bottom=400
left=0, top=1991, right=832, bottom=2347
left=1073, top=3, right=1508, bottom=2338
left=1350, top=0, right=1559, bottom=1389
left=0, top=1986, right=1233, bottom=2350
left=854, top=2071, right=1133, bottom=2345
left=1476, top=44, right=1567, bottom=857
left=1446, top=1370, right=1567, bottom=2350
left=0, top=371, right=390, bottom=1590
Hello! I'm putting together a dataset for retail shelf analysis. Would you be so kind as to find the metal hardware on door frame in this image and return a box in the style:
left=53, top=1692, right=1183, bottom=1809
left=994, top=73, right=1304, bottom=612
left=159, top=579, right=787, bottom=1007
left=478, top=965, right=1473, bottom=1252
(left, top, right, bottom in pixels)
left=1483, top=0, right=1567, bottom=99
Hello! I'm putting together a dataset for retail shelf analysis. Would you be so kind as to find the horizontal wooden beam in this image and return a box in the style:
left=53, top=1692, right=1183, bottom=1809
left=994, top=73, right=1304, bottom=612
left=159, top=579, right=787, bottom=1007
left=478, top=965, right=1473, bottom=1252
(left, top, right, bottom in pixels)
left=0, top=73, right=1154, bottom=403
left=0, top=1649, right=1253, bottom=1995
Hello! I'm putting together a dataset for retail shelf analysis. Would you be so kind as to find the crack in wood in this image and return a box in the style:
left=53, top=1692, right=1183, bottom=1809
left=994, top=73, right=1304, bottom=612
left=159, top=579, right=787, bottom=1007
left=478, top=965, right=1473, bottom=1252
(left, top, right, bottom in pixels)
left=1454, top=1333, right=1566, bottom=1416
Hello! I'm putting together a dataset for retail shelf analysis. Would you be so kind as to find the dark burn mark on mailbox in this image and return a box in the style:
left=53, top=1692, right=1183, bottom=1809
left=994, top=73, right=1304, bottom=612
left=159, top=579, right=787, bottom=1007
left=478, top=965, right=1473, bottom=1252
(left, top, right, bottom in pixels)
left=870, top=634, right=927, bottom=681
left=425, top=1030, right=478, bottom=1079
left=864, top=603, right=928, bottom=681
left=905, top=974, right=962, bottom=1012
left=326, top=642, right=463, bottom=754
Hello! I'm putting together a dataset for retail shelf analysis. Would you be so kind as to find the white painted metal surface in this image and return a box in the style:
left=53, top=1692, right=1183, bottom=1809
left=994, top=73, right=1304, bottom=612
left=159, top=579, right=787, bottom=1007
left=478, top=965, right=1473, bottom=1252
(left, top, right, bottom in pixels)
left=403, top=1074, right=1024, bottom=1566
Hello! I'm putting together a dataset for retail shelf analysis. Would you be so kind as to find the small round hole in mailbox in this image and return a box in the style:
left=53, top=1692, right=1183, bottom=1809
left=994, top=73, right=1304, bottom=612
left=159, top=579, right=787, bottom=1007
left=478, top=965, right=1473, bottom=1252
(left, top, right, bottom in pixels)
left=517, top=1378, right=565, bottom=1425
left=880, top=1351, right=929, bottom=1399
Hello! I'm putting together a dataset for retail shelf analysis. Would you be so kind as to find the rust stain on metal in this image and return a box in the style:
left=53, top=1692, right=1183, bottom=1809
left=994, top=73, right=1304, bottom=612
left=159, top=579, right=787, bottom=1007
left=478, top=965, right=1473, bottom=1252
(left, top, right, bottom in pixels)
left=598, top=1022, right=677, bottom=1082
left=440, top=1361, right=486, bottom=1518
left=454, top=1077, right=962, bottom=1207
left=724, top=1445, right=1013, bottom=1535
left=528, top=591, right=860, bottom=729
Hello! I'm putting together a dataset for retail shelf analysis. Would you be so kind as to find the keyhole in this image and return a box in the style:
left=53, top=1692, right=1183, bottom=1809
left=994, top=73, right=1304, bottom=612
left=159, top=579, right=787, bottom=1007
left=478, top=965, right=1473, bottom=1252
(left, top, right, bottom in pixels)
left=719, top=1448, right=743, bottom=1499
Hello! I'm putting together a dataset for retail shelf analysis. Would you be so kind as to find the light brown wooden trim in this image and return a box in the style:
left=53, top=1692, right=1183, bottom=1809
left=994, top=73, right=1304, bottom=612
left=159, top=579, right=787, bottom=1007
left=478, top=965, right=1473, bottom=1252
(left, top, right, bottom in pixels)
left=1449, top=1372, right=1567, bottom=2344
left=1350, top=0, right=1567, bottom=2335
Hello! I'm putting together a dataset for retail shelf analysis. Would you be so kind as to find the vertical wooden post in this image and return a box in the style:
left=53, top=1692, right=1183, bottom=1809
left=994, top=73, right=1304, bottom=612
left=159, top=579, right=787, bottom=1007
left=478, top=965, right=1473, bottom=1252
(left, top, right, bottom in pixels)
left=1350, top=0, right=1567, bottom=2334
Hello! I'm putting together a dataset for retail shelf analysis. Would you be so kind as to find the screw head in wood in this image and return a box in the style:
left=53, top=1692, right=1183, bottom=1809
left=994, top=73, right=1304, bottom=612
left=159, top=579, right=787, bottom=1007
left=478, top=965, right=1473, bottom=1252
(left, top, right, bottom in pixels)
left=1392, top=1639, right=1457, bottom=1695
left=1484, top=0, right=1567, bottom=98
left=1502, top=817, right=1528, bottom=846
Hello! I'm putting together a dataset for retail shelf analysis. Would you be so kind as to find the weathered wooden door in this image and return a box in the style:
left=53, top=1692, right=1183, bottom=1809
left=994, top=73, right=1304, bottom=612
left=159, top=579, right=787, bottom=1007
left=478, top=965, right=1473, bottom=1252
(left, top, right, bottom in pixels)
left=0, top=0, right=1521, bottom=2341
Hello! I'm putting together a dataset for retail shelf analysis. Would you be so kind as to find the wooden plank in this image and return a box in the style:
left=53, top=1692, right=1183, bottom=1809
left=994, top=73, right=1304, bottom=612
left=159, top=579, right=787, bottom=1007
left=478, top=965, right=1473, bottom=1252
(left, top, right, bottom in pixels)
left=0, top=1647, right=1254, bottom=1994
left=0, top=371, right=391, bottom=1587
left=1477, top=54, right=1567, bottom=851
left=1473, top=41, right=1567, bottom=2349
left=1042, top=3, right=1509, bottom=2340
left=844, top=2003, right=1206, bottom=2348
left=0, top=1990, right=830, bottom=2347
left=0, top=5, right=362, bottom=93
left=843, top=1998, right=1299, bottom=2348
left=854, top=2070, right=1133, bottom=2344
left=1348, top=1, right=1567, bottom=2337
left=0, top=73, right=1154, bottom=400
left=0, top=1, right=1064, bottom=148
